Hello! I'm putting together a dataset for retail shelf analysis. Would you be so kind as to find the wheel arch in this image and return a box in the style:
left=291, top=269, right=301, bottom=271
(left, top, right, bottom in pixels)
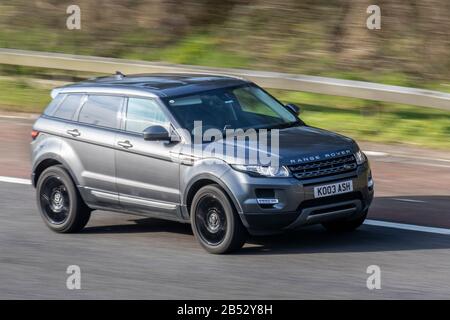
left=32, top=154, right=80, bottom=188
left=184, top=174, right=243, bottom=216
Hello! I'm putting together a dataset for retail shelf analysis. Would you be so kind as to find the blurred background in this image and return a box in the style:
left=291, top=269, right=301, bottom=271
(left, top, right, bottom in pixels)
left=0, top=0, right=449, bottom=149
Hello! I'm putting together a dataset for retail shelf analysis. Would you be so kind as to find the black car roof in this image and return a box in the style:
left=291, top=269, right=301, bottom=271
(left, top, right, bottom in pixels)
left=60, top=73, right=251, bottom=97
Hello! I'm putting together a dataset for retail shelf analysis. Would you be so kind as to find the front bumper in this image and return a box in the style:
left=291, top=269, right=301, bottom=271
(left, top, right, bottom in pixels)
left=221, top=162, right=374, bottom=235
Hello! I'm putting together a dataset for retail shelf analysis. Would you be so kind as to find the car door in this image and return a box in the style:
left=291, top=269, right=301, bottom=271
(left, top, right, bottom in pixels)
left=115, top=97, right=181, bottom=218
left=63, top=94, right=125, bottom=209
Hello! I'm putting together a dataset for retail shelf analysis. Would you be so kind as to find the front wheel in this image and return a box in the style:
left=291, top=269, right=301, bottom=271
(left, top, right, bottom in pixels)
left=322, top=209, right=368, bottom=232
left=191, top=184, right=247, bottom=254
left=36, top=165, right=91, bottom=233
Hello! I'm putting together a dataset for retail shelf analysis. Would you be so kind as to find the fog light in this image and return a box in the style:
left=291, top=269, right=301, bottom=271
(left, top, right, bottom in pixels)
left=256, top=198, right=279, bottom=205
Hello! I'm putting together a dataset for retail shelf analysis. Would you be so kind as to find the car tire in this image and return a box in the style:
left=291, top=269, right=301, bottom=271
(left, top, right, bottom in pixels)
left=36, top=165, right=91, bottom=233
left=191, top=184, right=247, bottom=254
left=322, top=209, right=368, bottom=232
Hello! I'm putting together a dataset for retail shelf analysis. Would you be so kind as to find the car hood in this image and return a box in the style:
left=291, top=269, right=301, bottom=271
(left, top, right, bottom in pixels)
left=275, top=126, right=356, bottom=164
left=184, top=125, right=357, bottom=166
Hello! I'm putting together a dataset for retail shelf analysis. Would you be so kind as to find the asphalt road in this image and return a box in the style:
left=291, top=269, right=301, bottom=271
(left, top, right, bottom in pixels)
left=1, top=114, right=450, bottom=299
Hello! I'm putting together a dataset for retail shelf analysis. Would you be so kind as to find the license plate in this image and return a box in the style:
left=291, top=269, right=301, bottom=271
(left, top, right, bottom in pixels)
left=314, top=180, right=353, bottom=198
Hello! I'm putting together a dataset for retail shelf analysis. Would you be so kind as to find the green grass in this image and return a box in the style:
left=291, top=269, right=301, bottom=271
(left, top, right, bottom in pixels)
left=0, top=79, right=51, bottom=112
left=122, top=34, right=250, bottom=69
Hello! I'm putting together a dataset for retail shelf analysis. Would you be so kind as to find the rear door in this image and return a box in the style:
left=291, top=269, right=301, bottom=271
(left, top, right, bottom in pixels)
left=64, top=94, right=125, bottom=208
left=115, top=97, right=181, bottom=218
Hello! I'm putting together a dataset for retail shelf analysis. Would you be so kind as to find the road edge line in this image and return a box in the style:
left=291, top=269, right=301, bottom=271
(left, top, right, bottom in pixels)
left=0, top=176, right=31, bottom=185
left=365, top=219, right=450, bottom=235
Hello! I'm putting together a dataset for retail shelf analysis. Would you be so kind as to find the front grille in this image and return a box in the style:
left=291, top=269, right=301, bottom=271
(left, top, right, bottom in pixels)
left=289, top=154, right=357, bottom=180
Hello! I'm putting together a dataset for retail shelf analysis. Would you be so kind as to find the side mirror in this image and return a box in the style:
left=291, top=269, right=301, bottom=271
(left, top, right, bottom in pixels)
left=143, top=125, right=171, bottom=141
left=285, top=103, right=301, bottom=115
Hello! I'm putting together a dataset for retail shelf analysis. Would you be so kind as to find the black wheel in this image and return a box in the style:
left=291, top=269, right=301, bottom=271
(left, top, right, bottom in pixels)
left=322, top=209, right=368, bottom=232
left=36, top=165, right=91, bottom=233
left=191, top=184, right=246, bottom=254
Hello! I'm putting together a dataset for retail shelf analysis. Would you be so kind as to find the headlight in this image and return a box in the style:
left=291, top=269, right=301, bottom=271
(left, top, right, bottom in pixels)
left=231, top=165, right=291, bottom=178
left=354, top=149, right=367, bottom=165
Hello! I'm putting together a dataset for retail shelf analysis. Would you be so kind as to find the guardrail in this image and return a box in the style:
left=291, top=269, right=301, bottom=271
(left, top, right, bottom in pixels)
left=0, top=48, right=449, bottom=111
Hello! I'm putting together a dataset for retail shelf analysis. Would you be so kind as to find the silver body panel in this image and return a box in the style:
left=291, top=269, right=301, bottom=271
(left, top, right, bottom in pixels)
left=114, top=130, right=181, bottom=217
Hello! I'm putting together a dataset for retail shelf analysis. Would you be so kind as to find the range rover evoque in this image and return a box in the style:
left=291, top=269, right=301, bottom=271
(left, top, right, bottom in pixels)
left=31, top=73, right=374, bottom=254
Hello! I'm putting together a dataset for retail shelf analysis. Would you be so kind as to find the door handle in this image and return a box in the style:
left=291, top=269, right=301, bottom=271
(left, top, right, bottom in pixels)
left=66, top=129, right=81, bottom=137
left=117, top=140, right=133, bottom=149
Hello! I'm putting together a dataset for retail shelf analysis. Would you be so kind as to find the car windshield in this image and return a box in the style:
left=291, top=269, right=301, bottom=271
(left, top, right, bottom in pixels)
left=162, top=84, right=301, bottom=134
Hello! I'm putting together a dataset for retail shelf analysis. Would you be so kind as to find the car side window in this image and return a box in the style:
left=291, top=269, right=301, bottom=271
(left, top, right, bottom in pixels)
left=43, top=94, right=65, bottom=117
left=78, top=95, right=124, bottom=129
left=125, top=98, right=169, bottom=134
left=52, top=94, right=83, bottom=120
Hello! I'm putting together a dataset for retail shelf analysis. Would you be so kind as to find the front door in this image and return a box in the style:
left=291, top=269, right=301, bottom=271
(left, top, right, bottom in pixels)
left=115, top=97, right=181, bottom=217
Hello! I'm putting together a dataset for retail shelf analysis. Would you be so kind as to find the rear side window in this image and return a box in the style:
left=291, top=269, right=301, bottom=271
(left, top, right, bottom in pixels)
left=53, top=94, right=83, bottom=120
left=125, top=98, right=169, bottom=133
left=43, top=94, right=65, bottom=116
left=78, top=95, right=124, bottom=129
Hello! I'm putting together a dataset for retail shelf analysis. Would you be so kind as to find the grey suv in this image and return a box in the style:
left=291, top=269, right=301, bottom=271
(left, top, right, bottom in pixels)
left=31, top=73, right=374, bottom=253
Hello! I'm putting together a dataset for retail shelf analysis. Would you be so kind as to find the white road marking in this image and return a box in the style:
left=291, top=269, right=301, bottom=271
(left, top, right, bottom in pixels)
left=364, top=149, right=450, bottom=163
left=363, top=150, right=388, bottom=157
left=0, top=176, right=31, bottom=185
left=392, top=154, right=450, bottom=163
left=392, top=198, right=427, bottom=203
left=403, top=162, right=450, bottom=169
left=362, top=149, right=450, bottom=168
left=0, top=114, right=37, bottom=120
left=365, top=219, right=450, bottom=235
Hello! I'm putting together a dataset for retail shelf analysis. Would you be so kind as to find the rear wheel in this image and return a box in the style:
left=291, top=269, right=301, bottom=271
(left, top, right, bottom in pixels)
left=191, top=184, right=246, bottom=254
left=322, top=209, right=368, bottom=232
left=36, top=165, right=91, bottom=233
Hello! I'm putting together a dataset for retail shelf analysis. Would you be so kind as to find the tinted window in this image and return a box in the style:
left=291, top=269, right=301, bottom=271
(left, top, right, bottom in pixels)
left=53, top=94, right=83, bottom=120
left=78, top=95, right=123, bottom=129
left=43, top=94, right=65, bottom=116
left=125, top=98, right=169, bottom=133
